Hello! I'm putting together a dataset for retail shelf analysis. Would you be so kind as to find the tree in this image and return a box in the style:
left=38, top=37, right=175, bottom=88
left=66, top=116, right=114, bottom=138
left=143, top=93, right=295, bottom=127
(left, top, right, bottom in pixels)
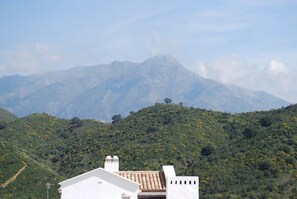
left=259, top=117, right=272, bottom=127
left=164, top=98, right=172, bottom=104
left=259, top=160, right=272, bottom=171
left=242, top=128, right=256, bottom=138
left=163, top=114, right=173, bottom=125
left=201, top=145, right=215, bottom=156
left=112, top=114, right=122, bottom=124
left=0, top=124, right=5, bottom=130
left=70, top=117, right=83, bottom=127
left=146, top=126, right=159, bottom=133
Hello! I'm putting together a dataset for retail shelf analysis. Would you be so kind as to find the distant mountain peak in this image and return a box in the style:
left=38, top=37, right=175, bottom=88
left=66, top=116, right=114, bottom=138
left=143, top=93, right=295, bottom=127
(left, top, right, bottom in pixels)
left=144, top=55, right=181, bottom=65
left=0, top=55, right=289, bottom=121
left=111, top=60, right=132, bottom=66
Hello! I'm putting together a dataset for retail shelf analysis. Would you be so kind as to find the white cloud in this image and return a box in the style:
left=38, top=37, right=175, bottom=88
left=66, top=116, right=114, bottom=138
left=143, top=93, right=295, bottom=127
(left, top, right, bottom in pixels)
left=195, top=62, right=208, bottom=78
left=145, top=31, right=179, bottom=56
left=261, top=61, right=296, bottom=101
left=265, top=60, right=290, bottom=75
left=190, top=56, right=297, bottom=103
left=0, top=43, right=63, bottom=76
left=201, top=55, right=257, bottom=85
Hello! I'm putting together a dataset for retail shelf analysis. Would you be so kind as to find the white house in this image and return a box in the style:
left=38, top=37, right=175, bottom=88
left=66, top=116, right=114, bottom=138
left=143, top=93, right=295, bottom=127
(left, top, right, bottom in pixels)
left=59, top=156, right=199, bottom=199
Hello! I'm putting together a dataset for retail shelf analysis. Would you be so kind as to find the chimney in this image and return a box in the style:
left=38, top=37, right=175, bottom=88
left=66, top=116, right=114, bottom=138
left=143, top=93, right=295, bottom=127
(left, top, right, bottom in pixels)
left=163, top=165, right=176, bottom=178
left=104, top=155, right=119, bottom=172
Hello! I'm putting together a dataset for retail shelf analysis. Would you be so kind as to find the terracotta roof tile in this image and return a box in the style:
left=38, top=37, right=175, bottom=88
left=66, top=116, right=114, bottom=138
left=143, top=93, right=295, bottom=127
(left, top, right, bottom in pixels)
left=116, top=171, right=166, bottom=192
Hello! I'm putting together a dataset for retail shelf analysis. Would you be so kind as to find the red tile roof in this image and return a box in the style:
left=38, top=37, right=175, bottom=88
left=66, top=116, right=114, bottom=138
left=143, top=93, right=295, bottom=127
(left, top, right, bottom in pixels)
left=116, top=171, right=166, bottom=192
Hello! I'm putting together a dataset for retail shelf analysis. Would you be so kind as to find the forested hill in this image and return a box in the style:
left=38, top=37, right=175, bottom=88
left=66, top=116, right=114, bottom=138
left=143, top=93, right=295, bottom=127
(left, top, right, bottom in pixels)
left=0, top=107, right=17, bottom=123
left=0, top=103, right=297, bottom=198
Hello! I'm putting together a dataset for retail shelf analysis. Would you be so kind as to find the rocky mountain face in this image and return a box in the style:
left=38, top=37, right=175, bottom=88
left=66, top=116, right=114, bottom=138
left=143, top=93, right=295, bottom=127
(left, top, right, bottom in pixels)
left=0, top=55, right=289, bottom=121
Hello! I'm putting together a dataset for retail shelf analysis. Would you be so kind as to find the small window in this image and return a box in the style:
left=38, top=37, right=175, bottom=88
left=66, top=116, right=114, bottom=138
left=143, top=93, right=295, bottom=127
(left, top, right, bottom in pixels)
left=184, top=181, right=187, bottom=184
left=189, top=181, right=192, bottom=184
left=175, top=181, right=177, bottom=184
left=170, top=181, right=173, bottom=184
left=194, top=181, right=196, bottom=185
left=180, top=181, right=182, bottom=184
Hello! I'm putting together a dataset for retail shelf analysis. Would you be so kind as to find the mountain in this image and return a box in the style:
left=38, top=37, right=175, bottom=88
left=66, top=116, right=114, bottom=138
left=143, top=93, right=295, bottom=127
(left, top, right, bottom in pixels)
left=0, top=55, right=289, bottom=121
left=0, top=103, right=296, bottom=198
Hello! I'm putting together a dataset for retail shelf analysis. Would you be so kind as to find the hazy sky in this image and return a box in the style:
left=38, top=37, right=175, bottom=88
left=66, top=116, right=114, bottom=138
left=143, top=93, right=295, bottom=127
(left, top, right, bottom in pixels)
left=0, top=0, right=297, bottom=102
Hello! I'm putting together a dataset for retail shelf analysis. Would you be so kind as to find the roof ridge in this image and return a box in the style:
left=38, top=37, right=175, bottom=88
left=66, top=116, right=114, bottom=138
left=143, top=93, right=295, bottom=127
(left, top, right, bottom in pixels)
left=116, top=170, right=166, bottom=192
left=116, top=171, right=163, bottom=173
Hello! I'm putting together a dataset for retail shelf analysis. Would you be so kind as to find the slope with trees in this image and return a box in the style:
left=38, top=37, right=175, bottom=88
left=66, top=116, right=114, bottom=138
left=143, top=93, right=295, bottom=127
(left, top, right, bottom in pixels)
left=0, top=103, right=297, bottom=198
left=0, top=107, right=17, bottom=123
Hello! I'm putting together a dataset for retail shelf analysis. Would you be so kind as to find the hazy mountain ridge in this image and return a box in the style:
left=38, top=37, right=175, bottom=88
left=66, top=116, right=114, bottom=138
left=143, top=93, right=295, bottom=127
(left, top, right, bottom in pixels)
left=0, top=55, right=289, bottom=121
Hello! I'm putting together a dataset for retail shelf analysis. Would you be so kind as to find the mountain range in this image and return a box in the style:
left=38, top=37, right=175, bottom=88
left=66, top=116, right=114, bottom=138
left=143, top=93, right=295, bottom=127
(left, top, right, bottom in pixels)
left=0, top=55, right=289, bottom=121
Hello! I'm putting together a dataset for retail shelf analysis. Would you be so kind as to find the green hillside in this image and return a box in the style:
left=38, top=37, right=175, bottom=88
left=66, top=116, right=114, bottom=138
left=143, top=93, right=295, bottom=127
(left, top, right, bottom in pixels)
left=0, top=107, right=17, bottom=123
left=191, top=105, right=297, bottom=198
left=0, top=103, right=297, bottom=198
left=0, top=142, right=63, bottom=199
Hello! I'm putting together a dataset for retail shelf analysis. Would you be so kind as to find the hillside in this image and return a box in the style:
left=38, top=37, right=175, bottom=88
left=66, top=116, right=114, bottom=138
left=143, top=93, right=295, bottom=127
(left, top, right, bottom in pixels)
left=0, top=104, right=228, bottom=177
left=0, top=55, right=289, bottom=121
left=191, top=105, right=297, bottom=198
left=0, top=141, right=63, bottom=199
left=0, top=107, right=17, bottom=123
left=0, top=103, right=297, bottom=198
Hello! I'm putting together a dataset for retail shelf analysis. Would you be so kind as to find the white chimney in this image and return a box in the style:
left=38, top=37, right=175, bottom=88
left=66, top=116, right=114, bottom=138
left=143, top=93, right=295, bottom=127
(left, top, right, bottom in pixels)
left=104, top=155, right=119, bottom=172
left=163, top=165, right=176, bottom=178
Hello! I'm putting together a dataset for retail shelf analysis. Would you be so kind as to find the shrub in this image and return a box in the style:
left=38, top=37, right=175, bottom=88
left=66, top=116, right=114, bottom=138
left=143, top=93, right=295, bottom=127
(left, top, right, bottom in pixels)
left=259, top=160, right=272, bottom=171
left=0, top=124, right=5, bottom=130
left=146, top=126, right=159, bottom=133
left=201, top=145, right=215, bottom=156
left=259, top=117, right=272, bottom=127
left=242, top=128, right=257, bottom=138
left=163, top=114, right=173, bottom=125
left=285, top=157, right=296, bottom=165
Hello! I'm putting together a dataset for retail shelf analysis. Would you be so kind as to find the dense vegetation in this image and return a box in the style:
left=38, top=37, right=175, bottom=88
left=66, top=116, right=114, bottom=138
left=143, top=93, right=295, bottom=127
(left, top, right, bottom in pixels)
left=191, top=105, right=297, bottom=199
left=0, top=103, right=297, bottom=198
left=0, top=107, right=17, bottom=123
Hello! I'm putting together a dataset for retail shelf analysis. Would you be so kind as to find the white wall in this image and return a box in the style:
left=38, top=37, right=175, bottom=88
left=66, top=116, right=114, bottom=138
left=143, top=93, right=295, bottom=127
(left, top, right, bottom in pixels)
left=61, top=176, right=138, bottom=199
left=166, top=176, right=199, bottom=199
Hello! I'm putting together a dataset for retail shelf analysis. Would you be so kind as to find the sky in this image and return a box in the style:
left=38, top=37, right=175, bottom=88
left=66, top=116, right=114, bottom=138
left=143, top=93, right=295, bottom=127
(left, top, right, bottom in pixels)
left=0, top=0, right=297, bottom=102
